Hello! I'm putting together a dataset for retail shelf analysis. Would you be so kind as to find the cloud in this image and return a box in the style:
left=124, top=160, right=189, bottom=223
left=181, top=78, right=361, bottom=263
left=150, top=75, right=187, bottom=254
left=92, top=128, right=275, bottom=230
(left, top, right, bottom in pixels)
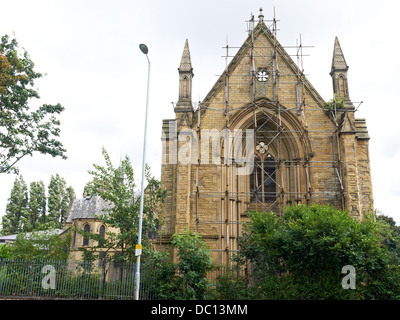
left=0, top=0, right=399, bottom=227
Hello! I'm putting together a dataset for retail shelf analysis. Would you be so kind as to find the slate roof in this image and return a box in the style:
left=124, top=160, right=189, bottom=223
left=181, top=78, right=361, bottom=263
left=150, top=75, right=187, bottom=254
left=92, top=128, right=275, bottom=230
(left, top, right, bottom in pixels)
left=0, top=229, right=63, bottom=243
left=0, top=234, right=17, bottom=242
left=66, top=195, right=112, bottom=223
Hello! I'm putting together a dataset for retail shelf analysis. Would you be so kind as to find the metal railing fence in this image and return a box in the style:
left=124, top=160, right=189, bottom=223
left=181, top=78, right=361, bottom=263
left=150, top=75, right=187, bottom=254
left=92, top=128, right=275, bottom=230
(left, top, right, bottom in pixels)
left=0, top=258, right=156, bottom=300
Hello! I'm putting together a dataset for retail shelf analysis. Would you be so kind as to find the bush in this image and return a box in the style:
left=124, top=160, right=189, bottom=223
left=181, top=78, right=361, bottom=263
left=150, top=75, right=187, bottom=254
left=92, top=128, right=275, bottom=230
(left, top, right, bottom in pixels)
left=145, top=230, right=215, bottom=300
left=0, top=243, right=12, bottom=259
left=236, top=204, right=400, bottom=299
left=210, top=269, right=250, bottom=300
left=172, top=230, right=214, bottom=300
left=145, top=250, right=177, bottom=300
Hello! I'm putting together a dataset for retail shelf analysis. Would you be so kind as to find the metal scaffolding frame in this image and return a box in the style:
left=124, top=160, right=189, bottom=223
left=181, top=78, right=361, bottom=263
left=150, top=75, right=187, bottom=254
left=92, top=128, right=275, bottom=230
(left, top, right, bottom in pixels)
left=188, top=10, right=349, bottom=267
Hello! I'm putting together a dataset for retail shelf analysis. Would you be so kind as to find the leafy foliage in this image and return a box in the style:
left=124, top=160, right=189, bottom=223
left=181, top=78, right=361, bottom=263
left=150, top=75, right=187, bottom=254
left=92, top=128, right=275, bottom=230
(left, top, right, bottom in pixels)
left=47, top=174, right=75, bottom=229
left=171, top=230, right=214, bottom=299
left=325, top=94, right=345, bottom=111
left=146, top=230, right=214, bottom=300
left=1, top=175, right=29, bottom=235
left=377, top=214, right=400, bottom=265
left=235, top=204, right=400, bottom=299
left=1, top=174, right=74, bottom=235
left=27, top=181, right=47, bottom=231
left=0, top=243, right=12, bottom=259
left=0, top=34, right=66, bottom=174
left=82, top=147, right=166, bottom=262
left=7, top=229, right=71, bottom=260
left=144, top=250, right=177, bottom=300
left=210, top=268, right=250, bottom=300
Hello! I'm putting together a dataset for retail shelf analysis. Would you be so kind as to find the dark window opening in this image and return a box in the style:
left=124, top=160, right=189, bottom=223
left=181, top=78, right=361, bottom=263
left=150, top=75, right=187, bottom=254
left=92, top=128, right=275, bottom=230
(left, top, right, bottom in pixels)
left=250, top=158, right=276, bottom=203
left=83, top=224, right=90, bottom=246
left=99, top=225, right=105, bottom=239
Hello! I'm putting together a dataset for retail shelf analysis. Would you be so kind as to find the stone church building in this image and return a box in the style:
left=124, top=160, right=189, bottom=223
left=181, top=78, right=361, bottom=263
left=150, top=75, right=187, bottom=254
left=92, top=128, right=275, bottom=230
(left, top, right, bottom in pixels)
left=160, top=9, right=373, bottom=266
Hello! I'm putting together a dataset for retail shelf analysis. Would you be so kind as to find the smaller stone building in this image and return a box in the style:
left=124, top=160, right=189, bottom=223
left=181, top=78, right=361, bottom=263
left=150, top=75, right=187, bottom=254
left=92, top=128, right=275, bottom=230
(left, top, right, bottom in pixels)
left=63, top=195, right=116, bottom=262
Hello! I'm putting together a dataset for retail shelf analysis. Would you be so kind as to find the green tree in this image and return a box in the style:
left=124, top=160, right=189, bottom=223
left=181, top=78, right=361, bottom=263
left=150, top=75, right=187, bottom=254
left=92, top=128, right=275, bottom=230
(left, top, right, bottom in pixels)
left=237, top=204, right=400, bottom=299
left=47, top=174, right=75, bottom=228
left=377, top=214, right=400, bottom=265
left=0, top=34, right=66, bottom=174
left=83, top=147, right=166, bottom=262
left=145, top=250, right=177, bottom=300
left=1, top=174, right=75, bottom=234
left=26, top=180, right=47, bottom=231
left=171, top=230, right=214, bottom=300
left=146, top=230, right=214, bottom=300
left=10, top=228, right=71, bottom=260
left=1, top=175, right=29, bottom=235
left=0, top=243, right=12, bottom=258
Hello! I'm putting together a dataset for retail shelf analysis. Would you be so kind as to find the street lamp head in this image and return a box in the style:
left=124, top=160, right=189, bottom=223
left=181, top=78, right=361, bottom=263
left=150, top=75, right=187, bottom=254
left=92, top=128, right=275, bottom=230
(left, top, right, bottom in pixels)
left=139, top=44, right=148, bottom=55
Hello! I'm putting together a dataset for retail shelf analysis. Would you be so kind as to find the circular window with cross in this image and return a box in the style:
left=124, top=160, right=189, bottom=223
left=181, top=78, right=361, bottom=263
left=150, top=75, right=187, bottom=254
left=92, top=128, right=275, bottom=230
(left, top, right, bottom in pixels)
left=256, top=68, right=270, bottom=82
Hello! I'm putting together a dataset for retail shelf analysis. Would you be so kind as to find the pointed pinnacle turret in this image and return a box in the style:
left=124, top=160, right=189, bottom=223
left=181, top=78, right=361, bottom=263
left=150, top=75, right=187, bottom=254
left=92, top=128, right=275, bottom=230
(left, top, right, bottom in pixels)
left=330, top=36, right=352, bottom=106
left=331, top=37, right=348, bottom=74
left=179, top=39, right=193, bottom=72
left=176, top=39, right=194, bottom=113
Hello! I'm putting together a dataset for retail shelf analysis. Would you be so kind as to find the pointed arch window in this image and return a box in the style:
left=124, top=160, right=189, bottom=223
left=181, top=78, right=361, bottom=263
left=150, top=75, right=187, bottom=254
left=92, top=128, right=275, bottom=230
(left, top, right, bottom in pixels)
left=250, top=147, right=276, bottom=203
left=182, top=76, right=189, bottom=99
left=338, top=74, right=347, bottom=98
left=73, top=228, right=77, bottom=247
left=83, top=224, right=90, bottom=246
left=99, top=225, right=105, bottom=240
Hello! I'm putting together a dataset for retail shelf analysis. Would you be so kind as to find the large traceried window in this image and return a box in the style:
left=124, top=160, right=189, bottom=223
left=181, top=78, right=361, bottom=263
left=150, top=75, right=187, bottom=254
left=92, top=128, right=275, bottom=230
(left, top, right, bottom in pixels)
left=231, top=103, right=309, bottom=214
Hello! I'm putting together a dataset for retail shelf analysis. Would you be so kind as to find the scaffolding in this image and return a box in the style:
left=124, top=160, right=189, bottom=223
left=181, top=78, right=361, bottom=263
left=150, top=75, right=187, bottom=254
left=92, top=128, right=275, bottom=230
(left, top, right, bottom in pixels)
left=176, top=9, right=357, bottom=267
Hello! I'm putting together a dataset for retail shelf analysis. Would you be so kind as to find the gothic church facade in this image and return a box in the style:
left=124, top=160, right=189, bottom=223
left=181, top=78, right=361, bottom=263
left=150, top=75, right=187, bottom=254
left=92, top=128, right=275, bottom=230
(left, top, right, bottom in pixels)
left=160, top=10, right=373, bottom=265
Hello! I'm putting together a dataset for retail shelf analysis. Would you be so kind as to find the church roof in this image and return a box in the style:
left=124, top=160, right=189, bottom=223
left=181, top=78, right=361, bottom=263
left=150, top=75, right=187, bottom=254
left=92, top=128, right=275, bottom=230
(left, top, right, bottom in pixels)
left=179, top=39, right=192, bottom=72
left=66, top=195, right=112, bottom=223
left=331, top=37, right=348, bottom=72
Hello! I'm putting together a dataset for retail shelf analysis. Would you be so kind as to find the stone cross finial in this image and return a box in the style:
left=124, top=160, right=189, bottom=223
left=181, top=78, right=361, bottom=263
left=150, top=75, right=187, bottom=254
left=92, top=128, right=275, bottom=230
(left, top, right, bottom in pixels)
left=258, top=8, right=264, bottom=22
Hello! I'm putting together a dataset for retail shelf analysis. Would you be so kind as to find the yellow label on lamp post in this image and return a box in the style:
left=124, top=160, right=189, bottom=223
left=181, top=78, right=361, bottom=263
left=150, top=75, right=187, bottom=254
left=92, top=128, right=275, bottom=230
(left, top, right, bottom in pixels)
left=135, top=244, right=142, bottom=256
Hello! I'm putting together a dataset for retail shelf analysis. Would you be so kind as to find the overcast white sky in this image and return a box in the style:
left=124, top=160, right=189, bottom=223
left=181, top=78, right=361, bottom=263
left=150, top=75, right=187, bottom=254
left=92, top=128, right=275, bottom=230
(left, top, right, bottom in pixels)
left=1, top=0, right=399, bottom=226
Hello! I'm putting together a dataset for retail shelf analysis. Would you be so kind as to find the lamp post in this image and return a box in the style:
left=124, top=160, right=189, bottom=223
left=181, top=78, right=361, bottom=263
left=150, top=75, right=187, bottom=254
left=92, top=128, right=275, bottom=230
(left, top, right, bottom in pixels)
left=134, top=43, right=150, bottom=300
